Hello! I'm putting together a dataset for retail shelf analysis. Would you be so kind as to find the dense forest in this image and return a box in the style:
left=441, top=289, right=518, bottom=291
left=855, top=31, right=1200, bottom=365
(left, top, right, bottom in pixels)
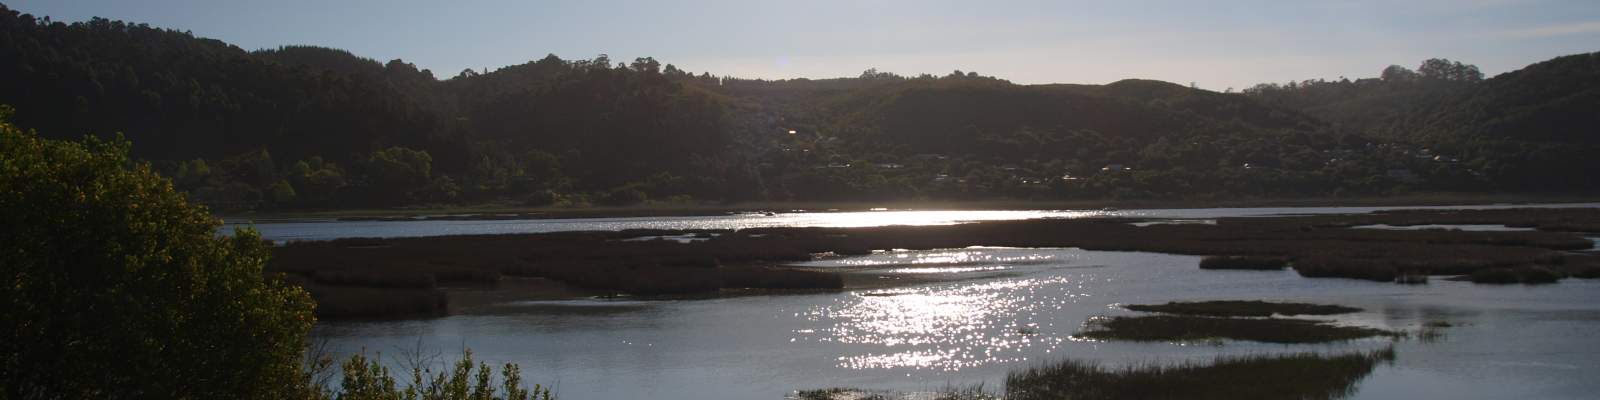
left=1, top=5, right=1595, bottom=210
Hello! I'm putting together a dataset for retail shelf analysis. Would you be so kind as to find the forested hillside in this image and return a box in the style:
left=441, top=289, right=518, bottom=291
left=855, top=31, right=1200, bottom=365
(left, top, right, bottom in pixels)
left=1245, top=55, right=1600, bottom=192
left=0, top=5, right=1593, bottom=210
left=0, top=6, right=746, bottom=208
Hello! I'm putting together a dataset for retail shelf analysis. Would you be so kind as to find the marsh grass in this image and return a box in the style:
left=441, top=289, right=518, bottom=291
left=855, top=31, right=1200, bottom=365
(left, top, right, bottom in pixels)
left=1124, top=300, right=1360, bottom=317
left=312, top=270, right=437, bottom=289
left=1076, top=315, right=1398, bottom=344
left=1004, top=349, right=1396, bottom=400
left=794, top=385, right=997, bottom=400
left=1467, top=266, right=1562, bottom=284
left=304, top=285, right=449, bottom=320
left=1198, top=256, right=1288, bottom=270
left=793, top=388, right=889, bottom=400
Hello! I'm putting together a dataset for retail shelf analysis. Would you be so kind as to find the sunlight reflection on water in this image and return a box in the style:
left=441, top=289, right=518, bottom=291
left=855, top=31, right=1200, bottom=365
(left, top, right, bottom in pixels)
left=797, top=272, right=1090, bottom=371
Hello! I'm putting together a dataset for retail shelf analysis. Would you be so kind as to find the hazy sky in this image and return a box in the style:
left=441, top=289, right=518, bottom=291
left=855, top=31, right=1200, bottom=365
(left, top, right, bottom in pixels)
left=11, top=0, right=1600, bottom=89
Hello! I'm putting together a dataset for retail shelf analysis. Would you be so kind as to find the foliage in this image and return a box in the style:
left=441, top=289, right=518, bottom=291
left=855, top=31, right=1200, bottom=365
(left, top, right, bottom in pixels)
left=331, top=350, right=552, bottom=400
left=0, top=107, right=558, bottom=398
left=0, top=109, right=317, bottom=398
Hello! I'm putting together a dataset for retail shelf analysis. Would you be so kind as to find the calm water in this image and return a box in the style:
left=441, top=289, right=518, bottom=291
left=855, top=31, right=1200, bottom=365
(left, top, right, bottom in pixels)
left=229, top=203, right=1600, bottom=242
left=292, top=205, right=1600, bottom=398
left=313, top=247, right=1600, bottom=399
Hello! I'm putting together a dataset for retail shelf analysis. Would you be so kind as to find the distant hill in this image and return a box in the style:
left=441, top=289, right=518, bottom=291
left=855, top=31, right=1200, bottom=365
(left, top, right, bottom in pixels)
left=1242, top=54, right=1600, bottom=191
left=1399, top=52, right=1600, bottom=145
left=0, top=6, right=744, bottom=207
left=1244, top=53, right=1600, bottom=146
left=0, top=4, right=1593, bottom=209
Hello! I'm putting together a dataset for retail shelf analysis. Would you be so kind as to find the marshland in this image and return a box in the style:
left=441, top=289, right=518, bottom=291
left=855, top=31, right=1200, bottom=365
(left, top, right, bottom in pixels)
left=264, top=205, right=1600, bottom=399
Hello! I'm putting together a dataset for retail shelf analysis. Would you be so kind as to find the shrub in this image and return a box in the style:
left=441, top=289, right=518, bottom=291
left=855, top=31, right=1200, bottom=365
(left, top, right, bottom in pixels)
left=0, top=114, right=315, bottom=398
left=334, top=350, right=552, bottom=400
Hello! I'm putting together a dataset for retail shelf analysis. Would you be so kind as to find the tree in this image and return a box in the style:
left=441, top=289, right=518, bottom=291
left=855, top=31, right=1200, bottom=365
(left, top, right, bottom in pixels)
left=269, top=179, right=299, bottom=204
left=364, top=147, right=433, bottom=201
left=0, top=109, right=316, bottom=398
left=1380, top=65, right=1419, bottom=82
left=629, top=57, right=661, bottom=74
left=1417, top=58, right=1483, bottom=82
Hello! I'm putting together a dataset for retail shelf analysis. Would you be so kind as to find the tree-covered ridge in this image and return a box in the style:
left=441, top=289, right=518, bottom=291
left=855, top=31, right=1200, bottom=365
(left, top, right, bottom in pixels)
left=1, top=4, right=1594, bottom=209
left=1401, top=52, right=1600, bottom=145
left=1243, top=54, right=1600, bottom=192
left=0, top=10, right=442, bottom=163
left=0, top=5, right=748, bottom=208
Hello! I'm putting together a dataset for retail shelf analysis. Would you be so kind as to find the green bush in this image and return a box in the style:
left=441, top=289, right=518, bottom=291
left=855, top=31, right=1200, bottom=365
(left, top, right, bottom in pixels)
left=0, top=108, right=555, bottom=398
left=0, top=110, right=316, bottom=398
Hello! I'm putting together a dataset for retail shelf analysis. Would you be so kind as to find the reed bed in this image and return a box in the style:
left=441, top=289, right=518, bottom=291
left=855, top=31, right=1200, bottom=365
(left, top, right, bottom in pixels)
left=1124, top=300, right=1360, bottom=317
left=1075, top=315, right=1398, bottom=344
left=1198, top=256, right=1289, bottom=270
left=1004, top=349, right=1396, bottom=400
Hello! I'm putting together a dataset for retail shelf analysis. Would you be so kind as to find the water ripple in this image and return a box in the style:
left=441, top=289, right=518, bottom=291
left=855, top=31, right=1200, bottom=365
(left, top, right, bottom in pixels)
left=796, top=274, right=1086, bottom=370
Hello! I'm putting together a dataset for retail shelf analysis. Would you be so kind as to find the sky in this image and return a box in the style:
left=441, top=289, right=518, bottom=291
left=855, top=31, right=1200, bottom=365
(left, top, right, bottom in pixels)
left=10, top=0, right=1600, bottom=90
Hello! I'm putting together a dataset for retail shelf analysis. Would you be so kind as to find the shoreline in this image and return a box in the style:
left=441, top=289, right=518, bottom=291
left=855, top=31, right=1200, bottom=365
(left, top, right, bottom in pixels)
left=222, top=193, right=1600, bottom=222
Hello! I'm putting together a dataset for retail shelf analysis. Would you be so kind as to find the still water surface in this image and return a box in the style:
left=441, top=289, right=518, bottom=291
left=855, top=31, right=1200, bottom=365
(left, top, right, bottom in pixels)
left=290, top=205, right=1600, bottom=398
left=313, top=246, right=1600, bottom=399
left=232, top=203, right=1600, bottom=242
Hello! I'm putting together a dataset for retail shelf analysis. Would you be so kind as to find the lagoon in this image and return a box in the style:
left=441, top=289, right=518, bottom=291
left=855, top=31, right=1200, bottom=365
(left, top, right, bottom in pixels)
left=310, top=246, right=1600, bottom=399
